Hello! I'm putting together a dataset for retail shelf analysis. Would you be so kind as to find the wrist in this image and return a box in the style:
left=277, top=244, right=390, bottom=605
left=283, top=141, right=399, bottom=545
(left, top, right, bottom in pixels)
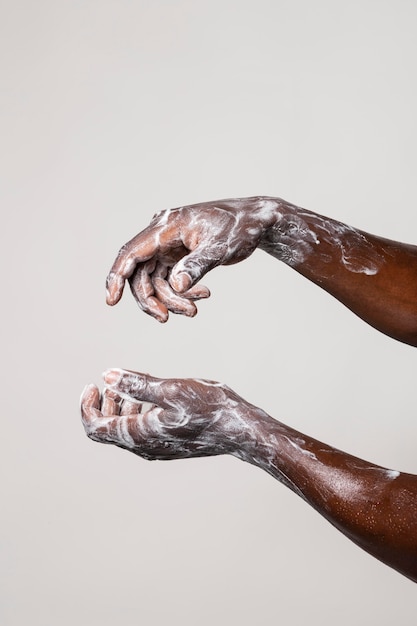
left=222, top=402, right=279, bottom=465
left=253, top=196, right=319, bottom=268
left=244, top=196, right=290, bottom=231
left=226, top=407, right=304, bottom=494
left=257, top=199, right=308, bottom=264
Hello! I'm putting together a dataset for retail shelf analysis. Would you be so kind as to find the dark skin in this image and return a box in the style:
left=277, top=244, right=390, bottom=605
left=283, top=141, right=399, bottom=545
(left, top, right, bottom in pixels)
left=105, top=196, right=417, bottom=345
left=82, top=196, right=417, bottom=582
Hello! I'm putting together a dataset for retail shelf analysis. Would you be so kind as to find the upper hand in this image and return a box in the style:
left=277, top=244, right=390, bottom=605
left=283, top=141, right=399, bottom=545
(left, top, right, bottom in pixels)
left=80, top=368, right=260, bottom=461
left=105, top=197, right=279, bottom=322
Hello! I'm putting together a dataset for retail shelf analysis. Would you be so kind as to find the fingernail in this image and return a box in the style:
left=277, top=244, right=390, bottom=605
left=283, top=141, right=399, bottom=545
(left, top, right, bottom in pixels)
left=103, top=369, right=122, bottom=386
left=105, top=274, right=114, bottom=303
left=105, top=274, right=123, bottom=305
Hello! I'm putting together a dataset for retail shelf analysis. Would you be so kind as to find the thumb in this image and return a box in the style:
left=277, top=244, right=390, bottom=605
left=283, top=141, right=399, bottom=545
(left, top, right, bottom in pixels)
left=103, top=369, right=166, bottom=406
left=169, top=244, right=222, bottom=292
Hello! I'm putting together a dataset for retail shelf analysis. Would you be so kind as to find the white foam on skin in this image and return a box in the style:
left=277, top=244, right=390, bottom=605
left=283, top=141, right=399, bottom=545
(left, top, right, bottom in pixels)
left=116, top=416, right=136, bottom=447
left=351, top=465, right=401, bottom=480
left=253, top=197, right=282, bottom=222
left=286, top=437, right=319, bottom=461
left=111, top=197, right=287, bottom=316
left=385, top=469, right=400, bottom=480
left=84, top=375, right=405, bottom=519
left=261, top=206, right=384, bottom=276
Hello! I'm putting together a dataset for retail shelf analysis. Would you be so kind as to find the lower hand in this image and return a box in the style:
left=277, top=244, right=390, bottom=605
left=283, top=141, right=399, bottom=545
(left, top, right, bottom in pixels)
left=80, top=369, right=260, bottom=460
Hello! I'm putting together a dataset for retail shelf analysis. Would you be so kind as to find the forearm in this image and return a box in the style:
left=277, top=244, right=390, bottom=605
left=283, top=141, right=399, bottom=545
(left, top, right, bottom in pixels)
left=106, top=194, right=417, bottom=334
left=83, top=370, right=417, bottom=581
left=245, top=196, right=417, bottom=346
left=230, top=409, right=417, bottom=582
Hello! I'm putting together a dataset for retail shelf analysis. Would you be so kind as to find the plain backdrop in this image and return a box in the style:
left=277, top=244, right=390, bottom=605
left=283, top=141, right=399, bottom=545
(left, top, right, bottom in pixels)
left=2, top=1, right=417, bottom=624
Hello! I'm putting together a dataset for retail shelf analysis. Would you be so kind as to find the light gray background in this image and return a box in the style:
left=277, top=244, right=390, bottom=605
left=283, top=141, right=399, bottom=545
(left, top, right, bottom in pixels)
left=2, top=1, right=416, bottom=624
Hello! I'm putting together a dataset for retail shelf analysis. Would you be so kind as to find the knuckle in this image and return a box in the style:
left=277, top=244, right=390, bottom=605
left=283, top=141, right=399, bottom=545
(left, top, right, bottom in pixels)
left=163, top=380, right=183, bottom=398
left=120, top=374, right=145, bottom=397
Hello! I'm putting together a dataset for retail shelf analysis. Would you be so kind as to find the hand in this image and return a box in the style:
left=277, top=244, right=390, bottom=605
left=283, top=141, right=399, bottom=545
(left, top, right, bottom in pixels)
left=105, top=197, right=280, bottom=322
left=80, top=369, right=261, bottom=461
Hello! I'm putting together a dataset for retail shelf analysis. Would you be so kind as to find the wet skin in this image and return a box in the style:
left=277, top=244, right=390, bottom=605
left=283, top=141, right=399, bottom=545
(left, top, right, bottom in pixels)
left=82, top=196, right=417, bottom=582
left=106, top=196, right=417, bottom=345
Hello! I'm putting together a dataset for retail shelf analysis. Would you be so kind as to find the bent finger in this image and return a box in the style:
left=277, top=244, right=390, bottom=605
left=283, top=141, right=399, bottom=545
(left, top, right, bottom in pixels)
left=102, top=388, right=122, bottom=417
left=152, top=262, right=197, bottom=317
left=80, top=385, right=119, bottom=444
left=169, top=244, right=222, bottom=293
left=80, top=384, right=102, bottom=426
left=106, top=226, right=162, bottom=306
left=181, top=283, right=211, bottom=300
left=129, top=262, right=169, bottom=323
left=120, top=398, right=142, bottom=416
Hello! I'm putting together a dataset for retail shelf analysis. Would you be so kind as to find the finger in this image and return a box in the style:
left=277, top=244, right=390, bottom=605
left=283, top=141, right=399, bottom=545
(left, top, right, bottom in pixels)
left=80, top=384, right=126, bottom=446
left=101, top=388, right=122, bottom=417
left=129, top=262, right=169, bottom=323
left=169, top=244, right=222, bottom=292
left=103, top=368, right=168, bottom=406
left=152, top=262, right=197, bottom=317
left=120, top=398, right=141, bottom=416
left=182, top=283, right=211, bottom=300
left=80, top=384, right=115, bottom=444
left=80, top=384, right=102, bottom=427
left=106, top=226, right=162, bottom=306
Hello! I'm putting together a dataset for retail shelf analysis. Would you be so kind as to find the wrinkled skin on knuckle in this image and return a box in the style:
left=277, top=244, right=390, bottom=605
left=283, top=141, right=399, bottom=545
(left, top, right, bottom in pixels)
left=119, top=374, right=148, bottom=398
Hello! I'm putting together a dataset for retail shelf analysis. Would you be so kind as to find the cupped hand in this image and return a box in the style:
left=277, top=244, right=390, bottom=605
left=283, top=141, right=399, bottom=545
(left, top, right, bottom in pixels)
left=80, top=369, right=259, bottom=461
left=105, top=197, right=279, bottom=322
